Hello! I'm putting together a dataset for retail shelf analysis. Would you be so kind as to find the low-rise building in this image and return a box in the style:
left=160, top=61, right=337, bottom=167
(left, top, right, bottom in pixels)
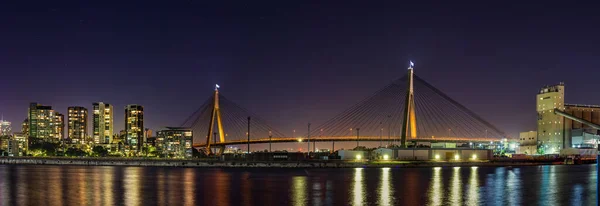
left=338, top=150, right=367, bottom=160
left=518, top=131, right=537, bottom=154
left=7, top=140, right=22, bottom=156
left=372, top=148, right=393, bottom=160
left=13, top=133, right=28, bottom=155
left=156, top=127, right=193, bottom=158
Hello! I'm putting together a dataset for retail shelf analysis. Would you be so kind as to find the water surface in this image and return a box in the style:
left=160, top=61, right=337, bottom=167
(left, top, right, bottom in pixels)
left=0, top=164, right=595, bottom=205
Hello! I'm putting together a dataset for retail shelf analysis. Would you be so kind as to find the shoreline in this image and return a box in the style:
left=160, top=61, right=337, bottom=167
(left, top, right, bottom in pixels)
left=0, top=157, right=591, bottom=168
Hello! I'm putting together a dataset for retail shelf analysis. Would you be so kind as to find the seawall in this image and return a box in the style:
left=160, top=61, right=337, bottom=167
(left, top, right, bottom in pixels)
left=0, top=157, right=576, bottom=168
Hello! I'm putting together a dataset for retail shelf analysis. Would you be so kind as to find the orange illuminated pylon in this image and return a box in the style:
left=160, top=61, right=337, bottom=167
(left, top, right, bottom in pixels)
left=401, top=62, right=417, bottom=148
left=206, top=85, right=225, bottom=154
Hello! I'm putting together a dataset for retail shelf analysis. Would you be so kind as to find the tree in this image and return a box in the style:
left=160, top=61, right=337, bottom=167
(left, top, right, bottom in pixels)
left=92, top=146, right=108, bottom=157
left=537, top=147, right=545, bottom=155
left=29, top=142, right=59, bottom=156
left=141, top=145, right=157, bottom=157
left=66, top=147, right=87, bottom=157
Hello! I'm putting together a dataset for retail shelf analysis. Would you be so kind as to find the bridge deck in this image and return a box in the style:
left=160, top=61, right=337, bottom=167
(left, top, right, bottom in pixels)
left=194, top=136, right=501, bottom=147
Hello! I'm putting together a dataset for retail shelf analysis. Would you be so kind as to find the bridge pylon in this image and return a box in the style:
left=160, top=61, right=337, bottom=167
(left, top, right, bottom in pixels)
left=400, top=61, right=417, bottom=148
left=206, top=84, right=226, bottom=155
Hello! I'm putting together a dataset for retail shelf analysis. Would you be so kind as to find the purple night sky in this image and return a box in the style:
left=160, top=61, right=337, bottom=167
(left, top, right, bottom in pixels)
left=1, top=2, right=600, bottom=149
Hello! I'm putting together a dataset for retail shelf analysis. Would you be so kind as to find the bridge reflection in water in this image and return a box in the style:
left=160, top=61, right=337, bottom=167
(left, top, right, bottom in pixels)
left=0, top=165, right=595, bottom=205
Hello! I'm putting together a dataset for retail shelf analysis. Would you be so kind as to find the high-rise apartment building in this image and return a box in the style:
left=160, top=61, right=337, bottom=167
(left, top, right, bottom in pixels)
left=0, top=119, right=11, bottom=136
left=28, top=103, right=63, bottom=142
left=125, top=104, right=144, bottom=152
left=54, top=112, right=64, bottom=140
left=93, top=102, right=114, bottom=144
left=68, top=106, right=88, bottom=144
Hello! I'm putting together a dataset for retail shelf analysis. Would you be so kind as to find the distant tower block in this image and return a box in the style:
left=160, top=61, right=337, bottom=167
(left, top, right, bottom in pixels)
left=206, top=84, right=225, bottom=153
left=401, top=61, right=417, bottom=148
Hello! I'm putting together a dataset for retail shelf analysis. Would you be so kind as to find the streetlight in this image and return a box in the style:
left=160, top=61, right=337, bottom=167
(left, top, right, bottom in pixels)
left=387, top=115, right=392, bottom=146
left=380, top=127, right=383, bottom=148
left=269, top=130, right=272, bottom=153
left=356, top=128, right=360, bottom=148
left=307, top=123, right=311, bottom=156
left=247, top=116, right=251, bottom=155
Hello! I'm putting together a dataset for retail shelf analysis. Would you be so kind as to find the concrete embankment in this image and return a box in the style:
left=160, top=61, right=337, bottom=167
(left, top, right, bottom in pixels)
left=0, top=157, right=575, bottom=168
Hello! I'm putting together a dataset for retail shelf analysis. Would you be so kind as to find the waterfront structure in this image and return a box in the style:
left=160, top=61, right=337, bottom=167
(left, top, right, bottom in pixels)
left=518, top=131, right=538, bottom=154
left=0, top=119, right=11, bottom=136
left=92, top=102, right=114, bottom=144
left=28, top=103, right=63, bottom=142
left=156, top=127, right=193, bottom=158
left=68, top=106, right=88, bottom=144
left=125, top=104, right=144, bottom=152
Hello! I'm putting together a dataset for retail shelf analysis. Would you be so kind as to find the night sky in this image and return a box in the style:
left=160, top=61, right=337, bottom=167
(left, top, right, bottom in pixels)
left=1, top=1, right=600, bottom=140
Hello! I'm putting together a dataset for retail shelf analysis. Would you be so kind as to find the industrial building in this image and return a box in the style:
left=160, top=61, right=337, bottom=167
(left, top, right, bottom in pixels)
left=529, top=83, right=600, bottom=154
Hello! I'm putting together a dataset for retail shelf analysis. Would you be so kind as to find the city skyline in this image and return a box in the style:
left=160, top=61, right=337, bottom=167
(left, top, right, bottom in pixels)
left=1, top=2, right=600, bottom=140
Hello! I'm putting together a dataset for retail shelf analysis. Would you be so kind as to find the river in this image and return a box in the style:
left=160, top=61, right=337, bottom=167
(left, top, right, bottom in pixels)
left=0, top=164, right=595, bottom=205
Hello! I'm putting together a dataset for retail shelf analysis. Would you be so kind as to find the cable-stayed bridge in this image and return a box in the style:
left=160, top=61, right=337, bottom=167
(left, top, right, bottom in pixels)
left=183, top=65, right=506, bottom=154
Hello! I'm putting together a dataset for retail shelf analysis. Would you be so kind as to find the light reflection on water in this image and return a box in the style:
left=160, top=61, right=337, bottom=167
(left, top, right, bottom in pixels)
left=183, top=168, right=195, bottom=205
left=312, top=181, right=322, bottom=206
left=506, top=167, right=521, bottom=205
left=0, top=166, right=7, bottom=206
left=351, top=168, right=365, bottom=206
left=103, top=167, right=114, bottom=206
left=292, top=176, right=307, bottom=206
left=378, top=168, right=393, bottom=206
left=450, top=167, right=462, bottom=205
left=0, top=164, right=594, bottom=205
left=429, top=167, right=443, bottom=206
left=124, top=167, right=141, bottom=206
left=466, top=167, right=479, bottom=206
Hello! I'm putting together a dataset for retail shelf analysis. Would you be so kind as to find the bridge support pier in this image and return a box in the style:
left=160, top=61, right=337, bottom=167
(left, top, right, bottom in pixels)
left=206, top=85, right=226, bottom=155
left=400, top=63, right=417, bottom=148
left=332, top=141, right=335, bottom=153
